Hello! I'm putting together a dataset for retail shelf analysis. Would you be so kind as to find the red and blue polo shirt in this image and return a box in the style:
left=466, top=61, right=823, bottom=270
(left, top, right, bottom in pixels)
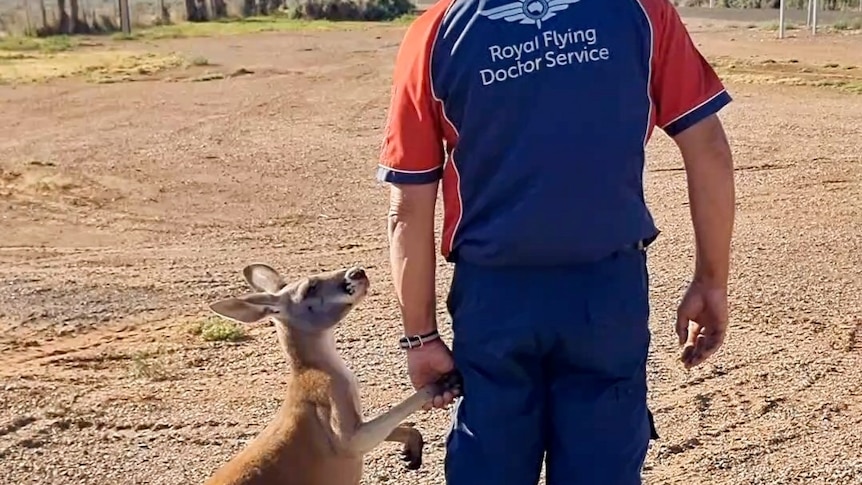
left=377, top=0, right=732, bottom=267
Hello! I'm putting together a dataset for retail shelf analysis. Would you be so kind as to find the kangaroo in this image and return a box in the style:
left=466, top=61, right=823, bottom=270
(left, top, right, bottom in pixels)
left=203, top=263, right=461, bottom=485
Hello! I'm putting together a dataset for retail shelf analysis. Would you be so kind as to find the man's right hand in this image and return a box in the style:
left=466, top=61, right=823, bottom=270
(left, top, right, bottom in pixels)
left=407, top=339, right=459, bottom=410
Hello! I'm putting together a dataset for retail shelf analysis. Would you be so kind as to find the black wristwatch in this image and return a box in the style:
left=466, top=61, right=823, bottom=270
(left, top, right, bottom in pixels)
left=399, top=330, right=441, bottom=350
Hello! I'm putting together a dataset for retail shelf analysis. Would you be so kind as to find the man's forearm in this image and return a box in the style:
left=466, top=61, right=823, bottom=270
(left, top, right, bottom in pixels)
left=678, top=116, right=736, bottom=288
left=387, top=185, right=439, bottom=336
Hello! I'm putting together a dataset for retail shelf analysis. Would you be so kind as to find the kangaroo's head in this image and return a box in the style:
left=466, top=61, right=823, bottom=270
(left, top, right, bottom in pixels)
left=208, top=263, right=370, bottom=334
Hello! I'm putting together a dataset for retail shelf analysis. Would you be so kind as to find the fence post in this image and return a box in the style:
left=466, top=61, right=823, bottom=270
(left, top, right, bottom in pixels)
left=811, top=0, right=817, bottom=35
left=779, top=0, right=786, bottom=39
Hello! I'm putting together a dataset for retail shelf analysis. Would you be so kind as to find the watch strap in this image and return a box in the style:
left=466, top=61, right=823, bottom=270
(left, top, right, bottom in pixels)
left=399, top=330, right=440, bottom=350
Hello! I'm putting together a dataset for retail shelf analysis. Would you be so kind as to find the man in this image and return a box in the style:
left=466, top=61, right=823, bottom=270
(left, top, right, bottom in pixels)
left=376, top=0, right=735, bottom=483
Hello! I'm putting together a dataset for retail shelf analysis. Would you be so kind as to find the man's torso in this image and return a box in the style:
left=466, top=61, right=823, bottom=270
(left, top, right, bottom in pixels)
left=421, top=0, right=666, bottom=266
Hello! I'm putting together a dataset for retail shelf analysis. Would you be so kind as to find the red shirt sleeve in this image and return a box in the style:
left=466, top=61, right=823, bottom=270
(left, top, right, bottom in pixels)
left=649, top=1, right=732, bottom=136
left=376, top=13, right=445, bottom=185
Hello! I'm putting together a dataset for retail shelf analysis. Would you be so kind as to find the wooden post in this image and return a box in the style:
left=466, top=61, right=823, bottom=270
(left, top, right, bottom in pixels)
left=118, top=0, right=131, bottom=35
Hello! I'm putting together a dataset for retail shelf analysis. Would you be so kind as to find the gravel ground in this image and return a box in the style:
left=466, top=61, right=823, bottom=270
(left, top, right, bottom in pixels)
left=1, top=14, right=861, bottom=485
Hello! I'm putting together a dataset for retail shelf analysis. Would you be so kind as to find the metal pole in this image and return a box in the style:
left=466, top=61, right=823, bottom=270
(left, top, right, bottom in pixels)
left=806, top=0, right=812, bottom=27
left=118, top=0, right=131, bottom=35
left=709, top=0, right=715, bottom=7
left=811, top=0, right=817, bottom=35
left=779, top=0, right=786, bottom=39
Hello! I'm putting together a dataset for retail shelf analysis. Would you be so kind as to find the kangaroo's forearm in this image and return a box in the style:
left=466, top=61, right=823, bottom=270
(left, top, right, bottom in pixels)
left=348, top=387, right=433, bottom=454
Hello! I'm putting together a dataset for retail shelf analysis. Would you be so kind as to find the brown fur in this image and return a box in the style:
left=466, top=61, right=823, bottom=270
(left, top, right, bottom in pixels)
left=203, top=264, right=459, bottom=485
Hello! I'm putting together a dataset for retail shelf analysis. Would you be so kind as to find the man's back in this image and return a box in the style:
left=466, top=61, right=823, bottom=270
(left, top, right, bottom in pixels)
left=378, top=0, right=730, bottom=267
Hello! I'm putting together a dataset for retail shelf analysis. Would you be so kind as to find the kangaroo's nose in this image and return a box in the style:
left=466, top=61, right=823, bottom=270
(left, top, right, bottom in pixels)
left=346, top=267, right=366, bottom=281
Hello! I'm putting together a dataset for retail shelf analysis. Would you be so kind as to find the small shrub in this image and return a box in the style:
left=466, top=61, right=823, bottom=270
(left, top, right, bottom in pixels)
left=188, top=55, right=210, bottom=66
left=130, top=352, right=173, bottom=381
left=832, top=18, right=862, bottom=31
left=288, top=0, right=415, bottom=21
left=189, top=316, right=247, bottom=342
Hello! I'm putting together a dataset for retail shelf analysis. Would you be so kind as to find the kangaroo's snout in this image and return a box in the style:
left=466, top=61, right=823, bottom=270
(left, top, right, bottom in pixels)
left=346, top=267, right=366, bottom=282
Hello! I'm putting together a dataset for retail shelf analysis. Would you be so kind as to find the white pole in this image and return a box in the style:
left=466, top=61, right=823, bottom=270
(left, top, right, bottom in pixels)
left=709, top=0, right=715, bottom=7
left=806, top=0, right=812, bottom=27
left=779, top=0, right=786, bottom=39
left=811, top=0, right=818, bottom=35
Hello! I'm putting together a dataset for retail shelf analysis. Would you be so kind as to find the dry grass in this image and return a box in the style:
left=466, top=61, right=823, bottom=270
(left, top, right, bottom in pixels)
left=0, top=16, right=414, bottom=84
left=129, top=351, right=175, bottom=381
left=0, top=48, right=189, bottom=84
left=711, top=56, right=862, bottom=94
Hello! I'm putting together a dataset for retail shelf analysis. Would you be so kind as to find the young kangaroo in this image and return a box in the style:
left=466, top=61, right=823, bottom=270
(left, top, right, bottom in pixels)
left=203, top=263, right=461, bottom=485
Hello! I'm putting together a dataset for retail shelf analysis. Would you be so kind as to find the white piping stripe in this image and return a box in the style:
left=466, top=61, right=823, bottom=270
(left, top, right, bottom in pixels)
left=661, top=89, right=728, bottom=129
left=378, top=164, right=443, bottom=174
left=428, top=0, right=464, bottom=258
left=633, top=0, right=655, bottom=150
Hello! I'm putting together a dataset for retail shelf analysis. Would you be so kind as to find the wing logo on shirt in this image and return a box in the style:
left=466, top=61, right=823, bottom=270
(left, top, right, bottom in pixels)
left=479, top=0, right=580, bottom=29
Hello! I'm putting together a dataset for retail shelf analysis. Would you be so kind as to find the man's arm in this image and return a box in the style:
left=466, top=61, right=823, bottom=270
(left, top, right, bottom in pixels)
left=375, top=11, right=446, bottom=337
left=673, top=114, right=735, bottom=288
left=387, top=182, right=439, bottom=336
left=648, top=0, right=735, bottom=286
left=647, top=0, right=735, bottom=367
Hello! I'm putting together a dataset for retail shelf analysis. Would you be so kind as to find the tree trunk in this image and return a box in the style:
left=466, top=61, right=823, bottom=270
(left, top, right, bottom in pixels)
left=185, top=0, right=207, bottom=21
left=56, top=0, right=69, bottom=34
left=212, top=0, right=227, bottom=18
left=69, top=0, right=79, bottom=33
left=158, top=0, right=170, bottom=23
left=39, top=0, right=47, bottom=29
left=242, top=0, right=255, bottom=15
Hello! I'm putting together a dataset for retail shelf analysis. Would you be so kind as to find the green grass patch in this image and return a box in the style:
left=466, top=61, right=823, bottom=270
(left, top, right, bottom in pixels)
left=0, top=35, right=78, bottom=53
left=112, top=14, right=415, bottom=41
left=189, top=315, right=248, bottom=342
left=831, top=17, right=862, bottom=31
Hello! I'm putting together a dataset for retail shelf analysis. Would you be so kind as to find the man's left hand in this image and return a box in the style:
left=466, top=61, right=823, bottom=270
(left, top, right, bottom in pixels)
left=676, top=280, right=729, bottom=369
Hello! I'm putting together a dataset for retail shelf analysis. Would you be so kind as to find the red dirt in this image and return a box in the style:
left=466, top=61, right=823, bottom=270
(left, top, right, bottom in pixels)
left=1, top=13, right=861, bottom=485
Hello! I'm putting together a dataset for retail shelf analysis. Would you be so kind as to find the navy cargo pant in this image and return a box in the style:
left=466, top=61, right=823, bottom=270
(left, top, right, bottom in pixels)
left=444, top=247, right=657, bottom=485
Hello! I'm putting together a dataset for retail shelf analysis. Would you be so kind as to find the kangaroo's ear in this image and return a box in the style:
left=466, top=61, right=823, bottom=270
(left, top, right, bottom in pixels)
left=243, top=263, right=287, bottom=294
left=209, top=292, right=282, bottom=323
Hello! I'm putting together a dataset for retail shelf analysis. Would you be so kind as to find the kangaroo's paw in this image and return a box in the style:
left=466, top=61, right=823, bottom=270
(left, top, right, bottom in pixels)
left=399, top=426, right=425, bottom=470
left=434, top=369, right=464, bottom=396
